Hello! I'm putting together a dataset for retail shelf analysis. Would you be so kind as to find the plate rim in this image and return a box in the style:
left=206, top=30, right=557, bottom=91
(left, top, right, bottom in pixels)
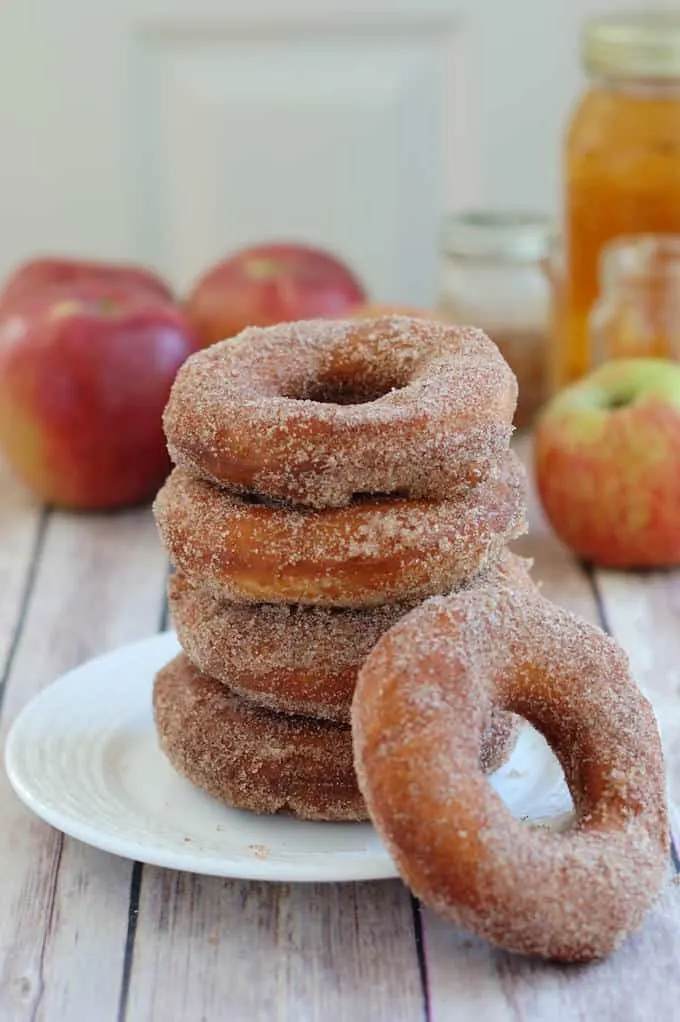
left=4, top=756, right=398, bottom=882
left=4, top=630, right=399, bottom=883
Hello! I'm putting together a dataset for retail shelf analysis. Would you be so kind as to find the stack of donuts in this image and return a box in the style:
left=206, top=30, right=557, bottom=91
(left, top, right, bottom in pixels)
left=152, top=315, right=527, bottom=821
left=151, top=314, right=670, bottom=963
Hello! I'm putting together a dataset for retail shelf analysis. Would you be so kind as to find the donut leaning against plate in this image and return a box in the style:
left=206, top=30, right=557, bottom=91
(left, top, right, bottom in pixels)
left=352, top=580, right=669, bottom=961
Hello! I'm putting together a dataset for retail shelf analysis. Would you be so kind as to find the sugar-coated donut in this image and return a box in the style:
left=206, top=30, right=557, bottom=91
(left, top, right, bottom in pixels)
left=352, top=583, right=669, bottom=961
left=153, top=654, right=520, bottom=820
left=154, top=454, right=526, bottom=607
left=168, top=571, right=408, bottom=721
left=154, top=653, right=365, bottom=821
left=163, top=316, right=517, bottom=508
left=169, top=550, right=534, bottom=721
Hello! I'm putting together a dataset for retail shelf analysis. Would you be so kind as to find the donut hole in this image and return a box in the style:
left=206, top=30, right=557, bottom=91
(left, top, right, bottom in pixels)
left=280, top=361, right=413, bottom=406
left=286, top=378, right=400, bottom=406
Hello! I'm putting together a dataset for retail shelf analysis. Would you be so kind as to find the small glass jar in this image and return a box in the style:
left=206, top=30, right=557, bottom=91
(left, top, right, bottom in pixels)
left=438, top=211, right=553, bottom=429
left=559, top=11, right=680, bottom=386
left=589, top=234, right=680, bottom=364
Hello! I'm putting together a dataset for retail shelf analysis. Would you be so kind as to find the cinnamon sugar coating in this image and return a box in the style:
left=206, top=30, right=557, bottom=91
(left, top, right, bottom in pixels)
left=479, top=712, right=521, bottom=776
left=153, top=454, right=527, bottom=607
left=352, top=584, right=669, bottom=961
left=154, top=654, right=365, bottom=821
left=169, top=550, right=533, bottom=722
left=153, top=654, right=519, bottom=820
left=163, top=316, right=517, bottom=508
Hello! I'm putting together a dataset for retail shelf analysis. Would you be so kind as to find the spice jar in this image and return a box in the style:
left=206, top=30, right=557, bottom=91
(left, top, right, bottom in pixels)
left=589, top=234, right=680, bottom=364
left=438, top=211, right=552, bottom=429
left=558, top=11, right=680, bottom=386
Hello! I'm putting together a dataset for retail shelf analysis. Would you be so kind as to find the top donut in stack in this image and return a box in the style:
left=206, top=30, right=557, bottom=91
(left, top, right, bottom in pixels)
left=156, top=315, right=527, bottom=610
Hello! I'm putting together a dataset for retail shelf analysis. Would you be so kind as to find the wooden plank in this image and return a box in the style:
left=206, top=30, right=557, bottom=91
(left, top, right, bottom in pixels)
left=593, top=568, right=680, bottom=801
left=0, top=504, right=167, bottom=1022
left=125, top=873, right=424, bottom=1022
left=0, top=462, right=44, bottom=672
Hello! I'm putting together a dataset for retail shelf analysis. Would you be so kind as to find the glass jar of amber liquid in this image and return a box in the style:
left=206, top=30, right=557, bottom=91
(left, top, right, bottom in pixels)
left=439, top=211, right=552, bottom=429
left=558, top=12, right=680, bottom=386
left=589, top=234, right=680, bottom=363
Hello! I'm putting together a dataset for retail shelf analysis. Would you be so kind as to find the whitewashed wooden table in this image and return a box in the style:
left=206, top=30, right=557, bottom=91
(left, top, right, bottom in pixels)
left=0, top=436, right=679, bottom=1022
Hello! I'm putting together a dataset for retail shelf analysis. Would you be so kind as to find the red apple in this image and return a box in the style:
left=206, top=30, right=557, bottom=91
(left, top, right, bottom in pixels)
left=534, top=358, right=680, bottom=567
left=0, top=283, right=199, bottom=510
left=0, top=256, right=174, bottom=309
left=186, top=242, right=366, bottom=346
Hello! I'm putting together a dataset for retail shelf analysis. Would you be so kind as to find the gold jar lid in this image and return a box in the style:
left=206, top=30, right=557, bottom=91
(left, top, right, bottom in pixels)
left=582, top=12, right=680, bottom=80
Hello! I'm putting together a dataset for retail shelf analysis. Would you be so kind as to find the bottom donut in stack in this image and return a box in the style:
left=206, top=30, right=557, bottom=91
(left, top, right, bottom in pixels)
left=152, top=551, right=532, bottom=821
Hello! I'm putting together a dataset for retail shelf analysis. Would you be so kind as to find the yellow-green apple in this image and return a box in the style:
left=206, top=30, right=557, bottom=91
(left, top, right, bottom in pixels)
left=534, top=358, right=680, bottom=567
left=0, top=256, right=174, bottom=309
left=0, top=282, right=199, bottom=510
left=186, top=242, right=366, bottom=346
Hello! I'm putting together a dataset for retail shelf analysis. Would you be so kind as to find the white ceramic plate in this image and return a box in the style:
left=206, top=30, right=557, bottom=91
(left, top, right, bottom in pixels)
left=4, top=631, right=573, bottom=882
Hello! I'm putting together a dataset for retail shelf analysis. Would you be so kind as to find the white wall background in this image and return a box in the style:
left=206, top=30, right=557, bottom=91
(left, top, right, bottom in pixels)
left=0, top=0, right=659, bottom=304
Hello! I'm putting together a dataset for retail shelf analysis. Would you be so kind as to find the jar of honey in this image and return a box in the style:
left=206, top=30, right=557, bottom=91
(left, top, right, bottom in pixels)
left=438, top=211, right=552, bottom=429
left=558, top=11, right=680, bottom=386
left=589, top=234, right=680, bottom=363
